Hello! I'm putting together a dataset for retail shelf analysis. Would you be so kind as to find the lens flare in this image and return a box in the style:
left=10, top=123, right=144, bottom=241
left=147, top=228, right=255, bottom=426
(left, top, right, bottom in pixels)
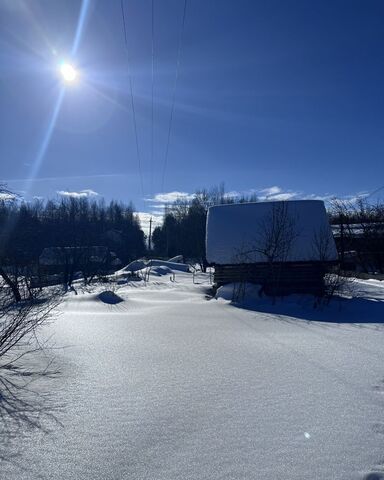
left=59, top=62, right=78, bottom=83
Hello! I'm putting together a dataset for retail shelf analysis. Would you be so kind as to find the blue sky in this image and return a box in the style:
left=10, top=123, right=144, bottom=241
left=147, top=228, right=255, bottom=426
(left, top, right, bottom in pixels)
left=1, top=0, right=384, bottom=230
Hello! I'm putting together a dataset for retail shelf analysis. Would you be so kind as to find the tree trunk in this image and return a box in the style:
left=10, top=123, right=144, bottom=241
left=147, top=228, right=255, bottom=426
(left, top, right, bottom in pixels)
left=0, top=266, right=22, bottom=302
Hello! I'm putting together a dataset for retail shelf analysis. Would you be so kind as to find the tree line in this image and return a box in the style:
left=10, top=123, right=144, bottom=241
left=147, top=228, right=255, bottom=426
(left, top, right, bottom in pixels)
left=151, top=185, right=258, bottom=269
left=2, top=183, right=383, bottom=303
left=0, top=194, right=145, bottom=300
left=329, top=198, right=384, bottom=274
left=152, top=188, right=384, bottom=275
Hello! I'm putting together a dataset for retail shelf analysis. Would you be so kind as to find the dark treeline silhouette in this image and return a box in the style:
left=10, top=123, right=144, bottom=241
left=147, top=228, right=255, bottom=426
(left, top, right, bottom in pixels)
left=329, top=198, right=384, bottom=274
left=151, top=185, right=258, bottom=270
left=0, top=196, right=145, bottom=299
left=152, top=186, right=384, bottom=276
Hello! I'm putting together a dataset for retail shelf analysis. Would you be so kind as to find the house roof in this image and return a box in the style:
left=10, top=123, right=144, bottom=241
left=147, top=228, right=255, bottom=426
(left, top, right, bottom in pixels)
left=206, top=200, right=338, bottom=264
left=39, top=246, right=109, bottom=265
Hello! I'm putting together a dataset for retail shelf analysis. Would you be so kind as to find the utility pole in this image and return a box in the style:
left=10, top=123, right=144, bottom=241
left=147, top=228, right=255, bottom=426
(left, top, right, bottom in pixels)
left=148, top=217, right=152, bottom=251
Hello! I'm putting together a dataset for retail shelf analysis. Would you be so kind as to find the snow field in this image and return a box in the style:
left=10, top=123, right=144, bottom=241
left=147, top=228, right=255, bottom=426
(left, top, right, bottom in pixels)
left=1, top=272, right=384, bottom=479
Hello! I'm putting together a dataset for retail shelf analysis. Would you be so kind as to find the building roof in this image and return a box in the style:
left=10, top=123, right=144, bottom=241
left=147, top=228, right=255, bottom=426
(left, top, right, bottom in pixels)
left=206, top=200, right=338, bottom=264
left=39, top=246, right=109, bottom=265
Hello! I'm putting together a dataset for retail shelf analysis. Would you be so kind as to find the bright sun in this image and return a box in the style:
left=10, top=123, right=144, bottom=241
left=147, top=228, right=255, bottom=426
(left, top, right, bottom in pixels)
left=59, top=62, right=78, bottom=83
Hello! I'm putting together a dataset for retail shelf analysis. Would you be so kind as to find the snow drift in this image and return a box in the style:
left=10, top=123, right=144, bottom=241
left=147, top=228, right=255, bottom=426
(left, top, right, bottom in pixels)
left=97, top=291, right=124, bottom=305
left=148, top=259, right=190, bottom=272
left=117, top=259, right=190, bottom=276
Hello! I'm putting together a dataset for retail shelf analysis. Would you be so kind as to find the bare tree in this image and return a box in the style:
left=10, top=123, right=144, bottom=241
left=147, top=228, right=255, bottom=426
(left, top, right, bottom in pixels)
left=310, top=224, right=356, bottom=305
left=255, top=202, right=298, bottom=264
left=330, top=197, right=384, bottom=275
left=311, top=225, right=336, bottom=263
left=330, top=198, right=355, bottom=270
left=233, top=202, right=299, bottom=301
left=0, top=185, right=18, bottom=301
left=0, top=297, right=58, bottom=364
left=0, top=285, right=62, bottom=437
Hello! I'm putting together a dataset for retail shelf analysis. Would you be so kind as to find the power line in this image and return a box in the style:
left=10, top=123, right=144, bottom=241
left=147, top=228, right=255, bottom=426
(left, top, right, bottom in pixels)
left=148, top=216, right=153, bottom=250
left=365, top=184, right=384, bottom=199
left=161, top=0, right=188, bottom=192
left=120, top=0, right=145, bottom=197
left=150, top=0, right=155, bottom=198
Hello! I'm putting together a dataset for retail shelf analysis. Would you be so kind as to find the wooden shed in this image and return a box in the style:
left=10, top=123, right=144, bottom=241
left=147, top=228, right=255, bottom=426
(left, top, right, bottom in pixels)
left=206, top=200, right=338, bottom=296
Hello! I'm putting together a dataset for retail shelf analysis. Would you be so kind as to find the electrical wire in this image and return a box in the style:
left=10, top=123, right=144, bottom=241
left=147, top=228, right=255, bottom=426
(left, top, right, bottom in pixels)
left=365, top=184, right=384, bottom=199
left=150, top=0, right=155, bottom=198
left=161, top=0, right=188, bottom=192
left=120, top=0, right=145, bottom=197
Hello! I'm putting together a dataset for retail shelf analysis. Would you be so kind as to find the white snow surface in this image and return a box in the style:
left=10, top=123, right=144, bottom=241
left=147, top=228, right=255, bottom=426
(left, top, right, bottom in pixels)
left=2, top=273, right=384, bottom=480
left=168, top=255, right=184, bottom=263
left=117, top=259, right=147, bottom=273
left=148, top=259, right=190, bottom=272
left=206, top=200, right=338, bottom=264
left=117, top=259, right=190, bottom=275
left=149, top=265, right=173, bottom=276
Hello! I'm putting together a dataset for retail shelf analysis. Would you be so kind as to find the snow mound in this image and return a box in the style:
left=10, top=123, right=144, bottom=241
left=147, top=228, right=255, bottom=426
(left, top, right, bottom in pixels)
left=216, top=282, right=261, bottom=302
left=148, top=259, right=190, bottom=272
left=150, top=266, right=173, bottom=276
left=117, top=258, right=190, bottom=275
left=118, top=260, right=146, bottom=274
left=168, top=255, right=183, bottom=263
left=97, top=291, right=124, bottom=305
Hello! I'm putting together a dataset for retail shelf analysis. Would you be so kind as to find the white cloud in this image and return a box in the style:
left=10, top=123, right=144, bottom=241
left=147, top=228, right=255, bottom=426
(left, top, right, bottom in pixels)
left=256, top=186, right=300, bottom=202
left=223, top=190, right=257, bottom=199
left=301, top=193, right=335, bottom=202
left=146, top=191, right=195, bottom=204
left=259, top=186, right=282, bottom=197
left=211, top=186, right=297, bottom=202
left=136, top=212, right=163, bottom=235
left=222, top=186, right=346, bottom=203
left=257, top=187, right=376, bottom=205
left=57, top=189, right=99, bottom=199
left=146, top=187, right=300, bottom=206
left=265, top=192, right=297, bottom=201
left=143, top=187, right=373, bottom=224
left=151, top=204, right=168, bottom=210
left=223, top=190, right=241, bottom=198
left=345, top=192, right=370, bottom=203
left=330, top=193, right=368, bottom=205
left=144, top=191, right=196, bottom=216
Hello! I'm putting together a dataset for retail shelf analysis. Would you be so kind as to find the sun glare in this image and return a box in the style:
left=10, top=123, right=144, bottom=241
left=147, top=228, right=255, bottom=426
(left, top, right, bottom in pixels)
left=59, top=62, right=78, bottom=83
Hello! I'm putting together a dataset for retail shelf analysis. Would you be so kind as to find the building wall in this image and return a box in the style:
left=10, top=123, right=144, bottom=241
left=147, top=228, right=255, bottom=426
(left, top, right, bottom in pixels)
left=214, top=262, right=332, bottom=296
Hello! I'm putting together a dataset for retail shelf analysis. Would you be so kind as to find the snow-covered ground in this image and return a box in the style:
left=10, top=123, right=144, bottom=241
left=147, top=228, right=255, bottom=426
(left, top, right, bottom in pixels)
left=1, top=272, right=384, bottom=479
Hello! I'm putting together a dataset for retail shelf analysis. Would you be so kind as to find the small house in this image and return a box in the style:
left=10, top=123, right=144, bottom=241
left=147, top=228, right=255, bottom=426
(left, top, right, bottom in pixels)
left=36, top=246, right=121, bottom=286
left=206, top=200, right=338, bottom=296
